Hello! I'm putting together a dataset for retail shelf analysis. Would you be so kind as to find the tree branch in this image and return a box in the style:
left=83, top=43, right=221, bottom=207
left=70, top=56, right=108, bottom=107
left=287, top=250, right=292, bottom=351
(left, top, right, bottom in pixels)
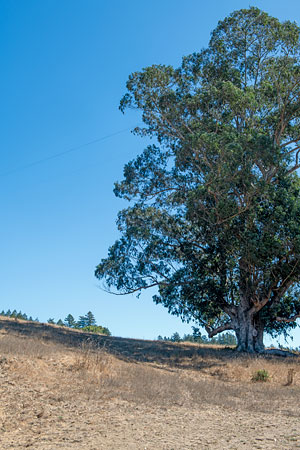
left=99, top=281, right=163, bottom=296
left=276, top=313, right=300, bottom=323
left=281, top=138, right=300, bottom=149
left=287, top=163, right=300, bottom=175
left=205, top=322, right=233, bottom=338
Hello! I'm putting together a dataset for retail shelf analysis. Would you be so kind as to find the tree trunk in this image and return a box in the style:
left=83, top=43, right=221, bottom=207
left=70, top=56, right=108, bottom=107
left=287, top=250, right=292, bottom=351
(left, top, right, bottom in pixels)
left=234, top=308, right=265, bottom=353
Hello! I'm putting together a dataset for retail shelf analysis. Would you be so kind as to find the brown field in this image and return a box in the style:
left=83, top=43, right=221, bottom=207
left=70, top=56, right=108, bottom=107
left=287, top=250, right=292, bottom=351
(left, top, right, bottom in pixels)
left=0, top=316, right=300, bottom=449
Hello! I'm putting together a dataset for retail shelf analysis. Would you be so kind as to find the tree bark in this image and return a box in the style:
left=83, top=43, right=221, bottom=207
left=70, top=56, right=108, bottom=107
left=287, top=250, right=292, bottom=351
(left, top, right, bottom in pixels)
left=234, top=307, right=265, bottom=353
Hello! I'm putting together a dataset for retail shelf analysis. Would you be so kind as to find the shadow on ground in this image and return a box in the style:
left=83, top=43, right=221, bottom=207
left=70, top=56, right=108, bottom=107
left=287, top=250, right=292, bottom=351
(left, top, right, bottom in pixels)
left=1, top=317, right=297, bottom=373
left=0, top=317, right=235, bottom=371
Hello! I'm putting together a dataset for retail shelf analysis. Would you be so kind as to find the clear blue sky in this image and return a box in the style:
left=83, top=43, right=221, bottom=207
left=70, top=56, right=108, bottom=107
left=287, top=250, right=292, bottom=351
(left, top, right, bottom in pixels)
left=1, top=0, right=299, bottom=346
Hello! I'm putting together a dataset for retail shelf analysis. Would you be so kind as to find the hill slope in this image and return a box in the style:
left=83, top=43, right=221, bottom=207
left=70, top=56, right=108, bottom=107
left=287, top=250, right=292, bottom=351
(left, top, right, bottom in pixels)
left=0, top=317, right=300, bottom=449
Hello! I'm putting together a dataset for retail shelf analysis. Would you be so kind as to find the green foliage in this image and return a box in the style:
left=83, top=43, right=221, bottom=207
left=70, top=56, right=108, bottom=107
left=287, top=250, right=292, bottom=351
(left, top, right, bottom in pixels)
left=47, top=318, right=55, bottom=324
left=170, top=332, right=181, bottom=342
left=212, top=332, right=237, bottom=346
left=56, top=319, right=65, bottom=326
left=82, top=325, right=111, bottom=336
left=77, top=311, right=101, bottom=329
left=85, top=311, right=96, bottom=327
left=19, top=312, right=27, bottom=320
left=64, top=314, right=76, bottom=328
left=161, top=331, right=237, bottom=346
left=252, top=369, right=270, bottom=382
left=96, top=7, right=300, bottom=352
left=77, top=315, right=88, bottom=328
left=63, top=311, right=111, bottom=336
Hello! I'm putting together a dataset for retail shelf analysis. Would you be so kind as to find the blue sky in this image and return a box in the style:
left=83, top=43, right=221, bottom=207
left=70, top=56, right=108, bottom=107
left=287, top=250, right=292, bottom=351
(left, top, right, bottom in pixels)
left=1, top=0, right=300, bottom=346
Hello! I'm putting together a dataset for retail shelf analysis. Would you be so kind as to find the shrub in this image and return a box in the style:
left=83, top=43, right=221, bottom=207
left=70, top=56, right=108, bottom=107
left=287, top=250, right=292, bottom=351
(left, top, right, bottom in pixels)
left=82, top=325, right=111, bottom=336
left=252, top=369, right=270, bottom=382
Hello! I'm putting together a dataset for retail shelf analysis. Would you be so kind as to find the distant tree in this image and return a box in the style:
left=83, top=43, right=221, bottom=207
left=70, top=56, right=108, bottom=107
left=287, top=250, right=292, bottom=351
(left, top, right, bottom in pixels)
left=216, top=332, right=237, bottom=346
left=19, top=312, right=28, bottom=320
left=64, top=314, right=76, bottom=328
left=171, top=332, right=181, bottom=342
left=77, top=315, right=88, bottom=328
left=6, top=309, right=11, bottom=317
left=47, top=318, right=55, bottom=324
left=157, top=335, right=163, bottom=341
left=28, top=316, right=33, bottom=321
left=100, top=326, right=111, bottom=336
left=56, top=319, right=65, bottom=326
left=85, top=311, right=97, bottom=327
left=77, top=311, right=97, bottom=328
left=182, top=334, right=195, bottom=343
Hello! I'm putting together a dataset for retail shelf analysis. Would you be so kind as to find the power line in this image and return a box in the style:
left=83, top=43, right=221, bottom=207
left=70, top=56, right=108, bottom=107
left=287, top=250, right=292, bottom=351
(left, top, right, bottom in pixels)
left=0, top=126, right=136, bottom=178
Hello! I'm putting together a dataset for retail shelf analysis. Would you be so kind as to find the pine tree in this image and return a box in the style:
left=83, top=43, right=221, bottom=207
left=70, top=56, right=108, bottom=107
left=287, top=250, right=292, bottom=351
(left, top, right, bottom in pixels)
left=77, top=315, right=88, bottom=328
left=64, top=314, right=76, bottom=328
left=171, top=332, right=181, bottom=342
left=17, top=311, right=26, bottom=320
left=85, top=311, right=97, bottom=327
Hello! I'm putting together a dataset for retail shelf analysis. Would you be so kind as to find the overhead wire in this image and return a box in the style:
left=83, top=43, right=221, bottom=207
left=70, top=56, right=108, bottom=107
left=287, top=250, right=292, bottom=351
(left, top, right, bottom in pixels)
left=0, top=126, right=137, bottom=178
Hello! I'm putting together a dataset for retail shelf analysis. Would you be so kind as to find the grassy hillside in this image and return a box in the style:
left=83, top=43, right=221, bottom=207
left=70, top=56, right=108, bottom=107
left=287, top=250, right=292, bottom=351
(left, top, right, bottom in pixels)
left=0, top=316, right=300, bottom=449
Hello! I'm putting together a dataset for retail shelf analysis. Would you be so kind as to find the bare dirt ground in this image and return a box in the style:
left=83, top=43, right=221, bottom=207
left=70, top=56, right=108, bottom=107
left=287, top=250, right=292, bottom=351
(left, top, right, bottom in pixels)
left=0, top=317, right=300, bottom=449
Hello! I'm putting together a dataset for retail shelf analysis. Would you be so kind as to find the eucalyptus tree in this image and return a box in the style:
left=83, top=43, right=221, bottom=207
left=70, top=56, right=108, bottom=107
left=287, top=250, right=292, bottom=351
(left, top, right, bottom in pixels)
left=96, top=8, right=300, bottom=352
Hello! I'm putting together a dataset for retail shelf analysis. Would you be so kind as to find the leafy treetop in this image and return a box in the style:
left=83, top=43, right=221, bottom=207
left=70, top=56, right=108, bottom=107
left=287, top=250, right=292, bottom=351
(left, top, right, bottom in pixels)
left=96, top=7, right=300, bottom=352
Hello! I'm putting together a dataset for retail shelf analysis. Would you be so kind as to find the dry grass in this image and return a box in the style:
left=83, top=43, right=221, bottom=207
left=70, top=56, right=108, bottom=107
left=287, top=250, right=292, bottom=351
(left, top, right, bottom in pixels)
left=0, top=319, right=299, bottom=392
left=71, top=339, right=114, bottom=383
left=0, top=330, right=61, bottom=358
left=0, top=317, right=300, bottom=449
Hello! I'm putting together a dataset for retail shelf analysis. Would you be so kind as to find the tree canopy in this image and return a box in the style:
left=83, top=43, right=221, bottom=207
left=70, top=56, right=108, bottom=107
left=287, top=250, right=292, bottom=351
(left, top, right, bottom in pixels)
left=95, top=7, right=300, bottom=352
